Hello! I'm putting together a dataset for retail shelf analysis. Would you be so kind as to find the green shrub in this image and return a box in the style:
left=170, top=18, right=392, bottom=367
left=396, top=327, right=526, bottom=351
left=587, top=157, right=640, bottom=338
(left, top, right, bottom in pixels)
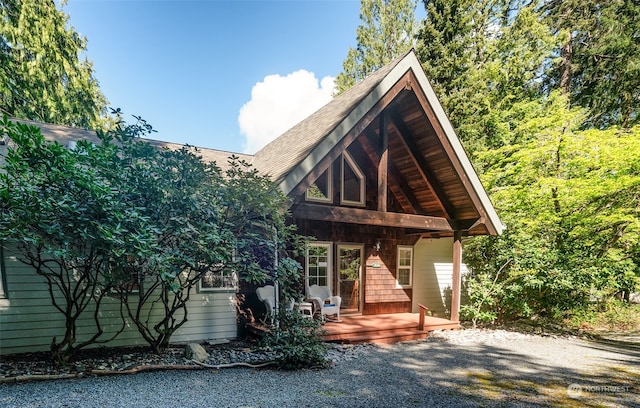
left=261, top=310, right=329, bottom=369
left=461, top=272, right=500, bottom=328
left=565, top=299, right=640, bottom=331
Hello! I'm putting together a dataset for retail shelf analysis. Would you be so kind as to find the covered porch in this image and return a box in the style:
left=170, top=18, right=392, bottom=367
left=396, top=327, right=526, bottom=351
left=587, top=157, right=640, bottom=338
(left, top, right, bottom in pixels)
left=321, top=313, right=459, bottom=344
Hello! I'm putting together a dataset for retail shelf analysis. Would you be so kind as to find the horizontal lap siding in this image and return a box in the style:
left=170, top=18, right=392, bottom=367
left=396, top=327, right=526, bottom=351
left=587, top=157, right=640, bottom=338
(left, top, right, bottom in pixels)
left=0, top=249, right=237, bottom=355
left=412, top=238, right=468, bottom=318
left=170, top=292, right=237, bottom=344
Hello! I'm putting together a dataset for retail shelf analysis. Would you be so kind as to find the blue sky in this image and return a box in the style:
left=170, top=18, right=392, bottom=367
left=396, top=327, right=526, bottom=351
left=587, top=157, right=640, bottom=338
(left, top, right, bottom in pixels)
left=62, top=0, right=369, bottom=154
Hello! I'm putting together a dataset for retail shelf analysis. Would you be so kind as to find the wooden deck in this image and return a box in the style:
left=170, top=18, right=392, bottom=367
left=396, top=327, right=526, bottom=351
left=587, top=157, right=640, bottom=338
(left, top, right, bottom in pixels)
left=246, top=313, right=459, bottom=345
left=321, top=313, right=459, bottom=344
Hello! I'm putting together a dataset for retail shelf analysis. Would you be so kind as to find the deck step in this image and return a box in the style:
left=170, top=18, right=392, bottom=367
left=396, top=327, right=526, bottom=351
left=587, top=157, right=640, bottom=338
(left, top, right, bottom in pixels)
left=322, top=321, right=429, bottom=344
left=320, top=314, right=459, bottom=344
left=328, top=328, right=430, bottom=344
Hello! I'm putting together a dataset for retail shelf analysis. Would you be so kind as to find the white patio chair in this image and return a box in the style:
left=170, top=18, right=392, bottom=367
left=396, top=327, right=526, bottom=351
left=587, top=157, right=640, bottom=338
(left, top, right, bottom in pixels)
left=256, top=285, right=276, bottom=325
left=306, top=284, right=342, bottom=322
left=256, top=284, right=295, bottom=325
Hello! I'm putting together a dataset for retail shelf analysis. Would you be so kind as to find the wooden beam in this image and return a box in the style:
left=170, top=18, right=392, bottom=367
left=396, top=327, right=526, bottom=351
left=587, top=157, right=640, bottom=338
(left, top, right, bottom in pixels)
left=455, top=217, right=483, bottom=231
left=377, top=114, right=388, bottom=212
left=450, top=230, right=462, bottom=322
left=292, top=203, right=453, bottom=231
left=388, top=109, right=455, bottom=218
left=359, top=131, right=424, bottom=214
left=404, top=70, right=494, bottom=232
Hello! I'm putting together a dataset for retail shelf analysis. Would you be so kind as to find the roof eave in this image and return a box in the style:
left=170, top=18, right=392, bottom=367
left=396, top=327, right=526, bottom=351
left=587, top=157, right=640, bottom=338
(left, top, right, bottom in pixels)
left=407, top=55, right=505, bottom=236
left=277, top=54, right=417, bottom=197
left=278, top=51, right=505, bottom=236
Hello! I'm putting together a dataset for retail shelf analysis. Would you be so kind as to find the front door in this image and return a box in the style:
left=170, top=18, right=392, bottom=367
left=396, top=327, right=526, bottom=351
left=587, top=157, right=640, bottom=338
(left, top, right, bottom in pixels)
left=337, top=244, right=363, bottom=313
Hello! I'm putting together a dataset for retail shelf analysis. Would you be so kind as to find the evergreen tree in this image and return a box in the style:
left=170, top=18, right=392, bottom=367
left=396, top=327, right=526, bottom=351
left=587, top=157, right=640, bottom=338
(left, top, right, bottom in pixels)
left=416, top=0, right=477, bottom=101
left=335, top=0, right=418, bottom=95
left=543, top=0, right=640, bottom=128
left=0, top=0, right=108, bottom=129
left=416, top=0, right=556, bottom=152
left=416, top=0, right=487, bottom=150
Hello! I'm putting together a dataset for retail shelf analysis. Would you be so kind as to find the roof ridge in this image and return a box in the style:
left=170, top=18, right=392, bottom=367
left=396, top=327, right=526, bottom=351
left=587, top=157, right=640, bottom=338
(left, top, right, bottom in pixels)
left=251, top=49, right=417, bottom=183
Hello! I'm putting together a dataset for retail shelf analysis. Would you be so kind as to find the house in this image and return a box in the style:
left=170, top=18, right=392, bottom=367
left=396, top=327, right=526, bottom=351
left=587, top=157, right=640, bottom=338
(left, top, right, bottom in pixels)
left=0, top=50, right=503, bottom=355
left=251, top=49, right=503, bottom=318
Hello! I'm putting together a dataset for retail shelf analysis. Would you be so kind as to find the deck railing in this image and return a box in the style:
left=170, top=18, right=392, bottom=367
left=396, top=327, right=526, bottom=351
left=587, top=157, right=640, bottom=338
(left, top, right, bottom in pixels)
left=418, top=303, right=431, bottom=331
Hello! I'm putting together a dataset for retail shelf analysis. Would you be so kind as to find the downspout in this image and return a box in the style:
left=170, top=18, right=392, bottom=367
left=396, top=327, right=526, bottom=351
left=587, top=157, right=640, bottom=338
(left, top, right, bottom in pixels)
left=450, top=231, right=462, bottom=322
left=273, top=227, right=279, bottom=327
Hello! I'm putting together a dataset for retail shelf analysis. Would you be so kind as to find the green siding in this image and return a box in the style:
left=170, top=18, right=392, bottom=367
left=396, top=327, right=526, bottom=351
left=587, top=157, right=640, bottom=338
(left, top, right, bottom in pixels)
left=0, top=248, right=237, bottom=355
left=412, top=238, right=469, bottom=318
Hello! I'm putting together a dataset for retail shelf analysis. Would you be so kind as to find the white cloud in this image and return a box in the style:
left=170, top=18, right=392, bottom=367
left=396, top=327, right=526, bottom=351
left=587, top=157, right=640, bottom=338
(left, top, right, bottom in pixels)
left=239, top=70, right=335, bottom=154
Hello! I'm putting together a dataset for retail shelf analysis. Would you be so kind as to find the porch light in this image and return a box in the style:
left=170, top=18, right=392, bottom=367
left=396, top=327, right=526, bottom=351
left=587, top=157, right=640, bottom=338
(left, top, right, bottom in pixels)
left=373, top=240, right=381, bottom=252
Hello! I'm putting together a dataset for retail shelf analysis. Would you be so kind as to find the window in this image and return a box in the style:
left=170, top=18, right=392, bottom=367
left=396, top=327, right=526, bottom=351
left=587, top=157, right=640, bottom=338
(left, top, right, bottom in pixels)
left=306, top=166, right=333, bottom=203
left=0, top=246, right=6, bottom=298
left=306, top=243, right=332, bottom=289
left=199, top=267, right=238, bottom=292
left=199, top=249, right=238, bottom=292
left=396, top=246, right=413, bottom=287
left=109, top=256, right=141, bottom=294
left=341, top=152, right=365, bottom=206
left=109, top=271, right=141, bottom=294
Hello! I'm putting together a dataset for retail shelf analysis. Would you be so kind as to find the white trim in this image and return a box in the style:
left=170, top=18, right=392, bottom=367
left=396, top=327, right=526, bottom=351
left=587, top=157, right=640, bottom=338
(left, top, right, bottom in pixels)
left=197, top=268, right=238, bottom=293
left=340, top=151, right=366, bottom=206
left=305, top=165, right=333, bottom=203
left=0, top=246, right=6, bottom=299
left=396, top=245, right=413, bottom=288
left=305, top=242, right=333, bottom=292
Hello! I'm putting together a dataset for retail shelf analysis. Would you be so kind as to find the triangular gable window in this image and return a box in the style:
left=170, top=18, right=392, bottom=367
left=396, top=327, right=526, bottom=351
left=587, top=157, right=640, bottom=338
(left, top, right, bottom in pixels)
left=341, top=151, right=365, bottom=206
left=306, top=166, right=333, bottom=203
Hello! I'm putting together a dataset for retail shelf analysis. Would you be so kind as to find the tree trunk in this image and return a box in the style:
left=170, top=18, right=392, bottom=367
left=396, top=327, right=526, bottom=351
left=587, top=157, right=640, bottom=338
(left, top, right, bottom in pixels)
left=559, top=31, right=573, bottom=95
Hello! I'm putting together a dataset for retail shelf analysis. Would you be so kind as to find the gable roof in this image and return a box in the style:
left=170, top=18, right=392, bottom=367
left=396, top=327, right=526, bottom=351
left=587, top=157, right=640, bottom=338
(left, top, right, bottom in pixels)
left=3, top=50, right=503, bottom=236
left=254, top=49, right=504, bottom=236
left=251, top=52, right=403, bottom=185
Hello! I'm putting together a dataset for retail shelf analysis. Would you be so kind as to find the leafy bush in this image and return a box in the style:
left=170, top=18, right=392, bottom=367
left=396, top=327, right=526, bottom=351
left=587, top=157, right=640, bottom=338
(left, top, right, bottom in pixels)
left=565, top=299, right=640, bottom=332
left=461, top=272, right=501, bottom=328
left=261, top=310, right=329, bottom=369
left=0, top=115, right=308, bottom=359
left=464, top=105, right=640, bottom=323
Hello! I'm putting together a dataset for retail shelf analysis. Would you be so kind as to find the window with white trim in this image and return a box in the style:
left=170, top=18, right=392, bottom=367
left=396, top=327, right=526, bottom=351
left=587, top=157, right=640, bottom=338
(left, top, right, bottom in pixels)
left=198, top=267, right=238, bottom=292
left=199, top=249, right=238, bottom=292
left=396, top=246, right=413, bottom=287
left=306, top=166, right=333, bottom=203
left=0, top=246, right=6, bottom=298
left=306, top=243, right=332, bottom=289
left=341, top=151, right=365, bottom=206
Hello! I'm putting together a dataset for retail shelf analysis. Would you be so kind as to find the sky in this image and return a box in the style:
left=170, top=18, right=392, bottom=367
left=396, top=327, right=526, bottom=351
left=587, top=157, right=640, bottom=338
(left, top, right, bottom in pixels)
left=61, top=0, right=368, bottom=154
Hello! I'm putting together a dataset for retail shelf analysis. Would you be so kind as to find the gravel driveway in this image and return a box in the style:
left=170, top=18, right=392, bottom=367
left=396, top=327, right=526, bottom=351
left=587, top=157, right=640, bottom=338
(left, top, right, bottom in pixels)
left=1, top=330, right=638, bottom=407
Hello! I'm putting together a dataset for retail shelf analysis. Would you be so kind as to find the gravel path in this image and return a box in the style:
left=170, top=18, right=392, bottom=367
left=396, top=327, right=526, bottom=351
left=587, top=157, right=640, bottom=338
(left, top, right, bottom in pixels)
left=1, top=330, right=638, bottom=407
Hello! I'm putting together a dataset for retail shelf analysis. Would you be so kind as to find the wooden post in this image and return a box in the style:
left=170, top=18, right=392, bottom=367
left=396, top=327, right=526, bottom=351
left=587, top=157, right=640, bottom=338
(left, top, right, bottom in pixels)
left=377, top=114, right=388, bottom=212
left=418, top=304, right=430, bottom=331
left=450, top=231, right=462, bottom=322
